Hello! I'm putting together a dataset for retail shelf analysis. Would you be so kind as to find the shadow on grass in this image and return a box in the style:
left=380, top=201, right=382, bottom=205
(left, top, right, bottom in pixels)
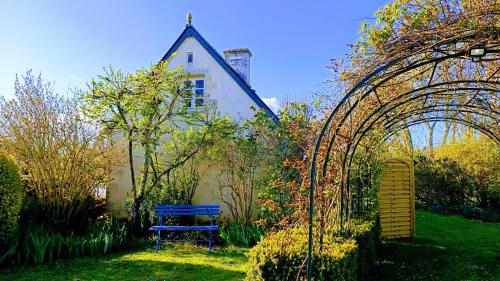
left=0, top=246, right=247, bottom=281
left=373, top=237, right=447, bottom=281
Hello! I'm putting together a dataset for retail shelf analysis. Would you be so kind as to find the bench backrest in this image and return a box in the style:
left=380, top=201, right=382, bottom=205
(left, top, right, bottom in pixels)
left=154, top=205, right=220, bottom=217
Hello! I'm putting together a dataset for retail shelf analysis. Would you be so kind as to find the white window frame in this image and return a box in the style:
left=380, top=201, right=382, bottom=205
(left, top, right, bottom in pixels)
left=183, top=79, right=205, bottom=109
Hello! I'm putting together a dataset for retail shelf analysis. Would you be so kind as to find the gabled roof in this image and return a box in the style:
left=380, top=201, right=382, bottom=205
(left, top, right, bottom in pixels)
left=161, top=25, right=278, bottom=123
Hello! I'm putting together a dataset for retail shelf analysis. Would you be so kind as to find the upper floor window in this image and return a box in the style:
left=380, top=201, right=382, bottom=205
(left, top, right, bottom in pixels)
left=183, top=79, right=204, bottom=108
left=194, top=80, right=204, bottom=107
left=187, top=52, right=193, bottom=63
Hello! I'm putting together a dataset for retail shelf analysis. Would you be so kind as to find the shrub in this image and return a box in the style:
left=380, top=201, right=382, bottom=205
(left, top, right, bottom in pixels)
left=482, top=184, right=500, bottom=210
left=0, top=71, right=120, bottom=232
left=245, top=227, right=358, bottom=281
left=434, top=135, right=499, bottom=204
left=0, top=153, right=23, bottom=246
left=220, top=223, right=266, bottom=248
left=415, top=157, right=474, bottom=208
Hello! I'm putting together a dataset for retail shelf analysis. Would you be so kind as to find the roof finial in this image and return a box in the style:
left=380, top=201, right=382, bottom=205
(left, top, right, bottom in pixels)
left=187, top=12, right=192, bottom=27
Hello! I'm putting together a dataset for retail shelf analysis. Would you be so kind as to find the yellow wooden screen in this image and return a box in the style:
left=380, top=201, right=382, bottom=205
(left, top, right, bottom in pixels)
left=378, top=159, right=415, bottom=238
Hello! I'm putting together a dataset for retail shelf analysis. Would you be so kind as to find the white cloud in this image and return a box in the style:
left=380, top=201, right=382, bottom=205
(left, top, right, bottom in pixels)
left=262, top=97, right=281, bottom=113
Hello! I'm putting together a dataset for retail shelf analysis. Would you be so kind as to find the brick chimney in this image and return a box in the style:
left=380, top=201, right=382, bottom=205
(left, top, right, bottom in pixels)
left=223, top=48, right=252, bottom=85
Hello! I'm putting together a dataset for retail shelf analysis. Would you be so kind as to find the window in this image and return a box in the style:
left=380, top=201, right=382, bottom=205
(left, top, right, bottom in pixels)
left=183, top=80, right=193, bottom=107
left=195, top=80, right=204, bottom=107
left=183, top=79, right=205, bottom=108
left=187, top=52, right=193, bottom=63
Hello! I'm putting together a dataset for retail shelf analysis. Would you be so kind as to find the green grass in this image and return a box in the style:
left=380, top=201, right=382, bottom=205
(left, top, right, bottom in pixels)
left=0, top=244, right=248, bottom=281
left=1, top=211, right=498, bottom=281
left=374, top=210, right=500, bottom=281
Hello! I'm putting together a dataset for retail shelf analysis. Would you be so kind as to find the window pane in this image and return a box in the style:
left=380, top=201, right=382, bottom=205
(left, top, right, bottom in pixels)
left=195, top=80, right=204, bottom=88
left=195, top=89, right=204, bottom=96
left=187, top=52, right=193, bottom=63
left=196, top=98, right=204, bottom=107
left=183, top=96, right=192, bottom=108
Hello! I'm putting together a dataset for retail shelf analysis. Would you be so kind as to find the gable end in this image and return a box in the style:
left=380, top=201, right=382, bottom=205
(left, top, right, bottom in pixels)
left=160, top=26, right=278, bottom=123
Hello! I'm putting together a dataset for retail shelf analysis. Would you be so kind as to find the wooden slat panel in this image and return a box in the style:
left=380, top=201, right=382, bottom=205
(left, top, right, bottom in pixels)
left=379, top=190, right=410, bottom=195
left=379, top=198, right=410, bottom=202
left=379, top=199, right=411, bottom=204
left=379, top=212, right=412, bottom=218
left=380, top=214, right=410, bottom=224
left=381, top=222, right=411, bottom=227
left=380, top=179, right=409, bottom=183
left=379, top=215, right=412, bottom=221
left=379, top=202, right=410, bottom=207
left=380, top=207, right=411, bottom=212
left=382, top=171, right=408, bottom=175
left=379, top=204, right=411, bottom=210
left=379, top=195, right=411, bottom=200
left=380, top=182, right=410, bottom=187
left=382, top=227, right=411, bottom=232
left=379, top=159, right=415, bottom=239
left=384, top=164, right=409, bottom=168
left=381, top=174, right=411, bottom=178
left=382, top=227, right=411, bottom=233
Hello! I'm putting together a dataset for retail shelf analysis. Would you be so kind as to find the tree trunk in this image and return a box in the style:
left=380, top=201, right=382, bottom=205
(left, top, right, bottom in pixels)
left=130, top=199, right=143, bottom=234
left=402, top=128, right=414, bottom=156
left=424, top=121, right=436, bottom=158
left=400, top=119, right=414, bottom=157
left=127, top=131, right=137, bottom=199
left=441, top=121, right=450, bottom=146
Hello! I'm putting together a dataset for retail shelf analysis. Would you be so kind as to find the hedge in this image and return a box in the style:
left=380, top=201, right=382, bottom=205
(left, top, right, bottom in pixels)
left=0, top=153, right=23, bottom=246
left=245, top=227, right=359, bottom=281
left=245, top=220, right=379, bottom=281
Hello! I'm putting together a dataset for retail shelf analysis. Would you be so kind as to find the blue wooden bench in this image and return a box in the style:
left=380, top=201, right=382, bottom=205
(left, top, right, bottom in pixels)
left=149, top=205, right=220, bottom=252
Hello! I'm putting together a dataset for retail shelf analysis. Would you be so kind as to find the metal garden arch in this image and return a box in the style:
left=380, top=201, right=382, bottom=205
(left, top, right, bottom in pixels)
left=306, top=29, right=500, bottom=279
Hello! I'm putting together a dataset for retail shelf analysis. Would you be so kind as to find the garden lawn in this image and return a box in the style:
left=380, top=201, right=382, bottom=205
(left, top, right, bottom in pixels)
left=375, top=210, right=500, bottom=281
left=2, top=211, right=499, bottom=281
left=0, top=245, right=248, bottom=281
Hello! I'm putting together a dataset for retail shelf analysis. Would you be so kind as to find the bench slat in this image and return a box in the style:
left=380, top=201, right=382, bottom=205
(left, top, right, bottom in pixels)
left=149, top=225, right=219, bottom=231
left=155, top=210, right=219, bottom=216
left=154, top=205, right=220, bottom=216
left=155, top=205, right=219, bottom=208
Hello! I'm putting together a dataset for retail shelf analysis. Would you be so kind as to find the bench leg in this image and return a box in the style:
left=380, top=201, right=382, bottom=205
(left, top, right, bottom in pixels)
left=156, top=230, right=161, bottom=252
left=208, top=230, right=213, bottom=251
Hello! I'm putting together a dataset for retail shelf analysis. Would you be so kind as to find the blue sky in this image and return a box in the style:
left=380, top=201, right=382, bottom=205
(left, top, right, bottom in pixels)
left=1, top=0, right=443, bottom=146
left=0, top=0, right=389, bottom=106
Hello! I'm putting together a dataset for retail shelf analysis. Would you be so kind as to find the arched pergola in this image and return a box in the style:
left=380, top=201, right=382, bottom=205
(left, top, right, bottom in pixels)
left=306, top=27, right=500, bottom=279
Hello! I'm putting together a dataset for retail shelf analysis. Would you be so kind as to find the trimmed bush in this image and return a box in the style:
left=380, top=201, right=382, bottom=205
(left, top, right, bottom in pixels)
left=245, top=227, right=358, bottom=281
left=0, top=153, right=23, bottom=246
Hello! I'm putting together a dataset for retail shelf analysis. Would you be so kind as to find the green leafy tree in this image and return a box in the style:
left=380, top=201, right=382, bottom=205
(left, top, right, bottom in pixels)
left=81, top=59, right=216, bottom=230
left=435, top=133, right=499, bottom=208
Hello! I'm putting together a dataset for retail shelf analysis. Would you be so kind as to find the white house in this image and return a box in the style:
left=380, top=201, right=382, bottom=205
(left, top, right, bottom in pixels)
left=107, top=15, right=277, bottom=217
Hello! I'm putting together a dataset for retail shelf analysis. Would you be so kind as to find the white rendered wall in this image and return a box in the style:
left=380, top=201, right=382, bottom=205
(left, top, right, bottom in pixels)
left=107, top=36, right=263, bottom=218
